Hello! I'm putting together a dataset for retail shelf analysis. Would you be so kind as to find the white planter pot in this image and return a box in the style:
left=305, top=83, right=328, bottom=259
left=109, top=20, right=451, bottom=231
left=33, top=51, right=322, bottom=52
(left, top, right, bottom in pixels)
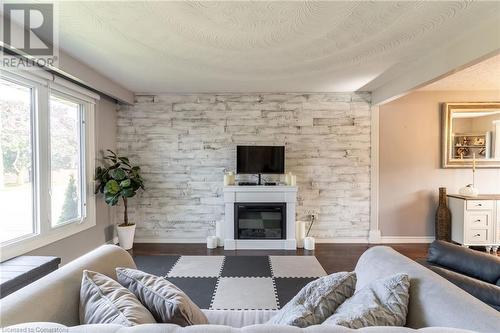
left=207, top=236, right=218, bottom=249
left=304, top=236, right=315, bottom=250
left=117, top=224, right=136, bottom=250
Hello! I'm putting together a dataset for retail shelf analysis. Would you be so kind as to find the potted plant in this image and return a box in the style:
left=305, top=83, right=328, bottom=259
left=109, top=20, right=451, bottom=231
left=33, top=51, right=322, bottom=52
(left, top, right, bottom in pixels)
left=95, top=150, right=144, bottom=250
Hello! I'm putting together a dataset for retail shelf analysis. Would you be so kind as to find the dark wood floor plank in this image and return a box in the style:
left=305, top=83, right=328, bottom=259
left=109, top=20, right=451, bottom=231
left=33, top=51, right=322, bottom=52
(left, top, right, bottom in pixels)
left=131, top=243, right=430, bottom=274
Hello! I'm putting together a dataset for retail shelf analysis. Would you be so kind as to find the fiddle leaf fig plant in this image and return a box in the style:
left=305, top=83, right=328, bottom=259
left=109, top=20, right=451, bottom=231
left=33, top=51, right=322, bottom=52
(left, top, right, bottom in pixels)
left=95, top=150, right=144, bottom=226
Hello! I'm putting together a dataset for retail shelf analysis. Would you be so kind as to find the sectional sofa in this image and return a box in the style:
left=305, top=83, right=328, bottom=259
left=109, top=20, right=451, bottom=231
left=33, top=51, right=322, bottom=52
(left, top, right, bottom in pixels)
left=1, top=245, right=499, bottom=332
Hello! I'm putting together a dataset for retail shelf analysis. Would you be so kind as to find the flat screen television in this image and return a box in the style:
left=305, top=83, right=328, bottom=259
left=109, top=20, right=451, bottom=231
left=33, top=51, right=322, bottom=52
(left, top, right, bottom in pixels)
left=237, top=145, right=285, bottom=174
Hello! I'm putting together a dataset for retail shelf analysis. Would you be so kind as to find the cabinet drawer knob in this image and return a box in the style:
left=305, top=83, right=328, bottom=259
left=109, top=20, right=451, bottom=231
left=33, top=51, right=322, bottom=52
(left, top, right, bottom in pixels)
left=474, top=233, right=481, bottom=237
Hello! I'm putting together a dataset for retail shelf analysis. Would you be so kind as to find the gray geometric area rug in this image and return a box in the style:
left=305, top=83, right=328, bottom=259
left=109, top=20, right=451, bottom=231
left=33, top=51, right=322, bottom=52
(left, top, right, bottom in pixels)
left=133, top=255, right=327, bottom=310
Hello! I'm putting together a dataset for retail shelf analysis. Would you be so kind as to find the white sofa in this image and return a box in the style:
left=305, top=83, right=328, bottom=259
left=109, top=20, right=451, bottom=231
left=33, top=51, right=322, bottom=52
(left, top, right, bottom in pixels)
left=1, top=245, right=499, bottom=332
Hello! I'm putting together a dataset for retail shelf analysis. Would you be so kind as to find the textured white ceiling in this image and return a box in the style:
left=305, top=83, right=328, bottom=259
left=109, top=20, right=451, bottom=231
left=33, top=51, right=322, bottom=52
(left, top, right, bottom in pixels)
left=54, top=1, right=500, bottom=93
left=419, top=54, right=500, bottom=91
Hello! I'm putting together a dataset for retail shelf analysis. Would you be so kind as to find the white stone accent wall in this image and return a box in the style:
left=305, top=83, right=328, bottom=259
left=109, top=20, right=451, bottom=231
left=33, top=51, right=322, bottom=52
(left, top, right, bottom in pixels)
left=116, top=93, right=371, bottom=242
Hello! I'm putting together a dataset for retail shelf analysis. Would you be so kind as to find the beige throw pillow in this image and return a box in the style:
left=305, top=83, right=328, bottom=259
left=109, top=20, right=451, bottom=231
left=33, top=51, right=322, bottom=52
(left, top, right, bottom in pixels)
left=79, top=270, right=156, bottom=326
left=323, top=273, right=410, bottom=328
left=116, top=267, right=208, bottom=326
left=267, top=271, right=356, bottom=327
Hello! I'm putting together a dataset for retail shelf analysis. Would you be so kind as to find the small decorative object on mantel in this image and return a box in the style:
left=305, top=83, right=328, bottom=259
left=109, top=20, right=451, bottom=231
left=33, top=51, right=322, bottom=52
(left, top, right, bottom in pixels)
left=224, top=171, right=235, bottom=186
left=285, top=172, right=297, bottom=186
left=458, top=153, right=479, bottom=197
left=435, top=187, right=451, bottom=242
left=95, top=150, right=145, bottom=250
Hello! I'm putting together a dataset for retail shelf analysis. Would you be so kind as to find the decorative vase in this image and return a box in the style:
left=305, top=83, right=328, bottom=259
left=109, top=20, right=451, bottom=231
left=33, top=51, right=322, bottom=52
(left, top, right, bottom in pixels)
left=117, top=224, right=136, bottom=250
left=435, top=187, right=451, bottom=242
left=459, top=184, right=479, bottom=197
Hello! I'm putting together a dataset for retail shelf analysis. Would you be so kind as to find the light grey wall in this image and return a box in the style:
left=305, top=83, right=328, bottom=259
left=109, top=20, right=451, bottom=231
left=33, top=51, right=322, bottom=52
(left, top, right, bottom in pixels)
left=58, top=50, right=134, bottom=105
left=117, top=93, right=372, bottom=242
left=26, top=97, right=118, bottom=264
left=379, top=90, right=500, bottom=237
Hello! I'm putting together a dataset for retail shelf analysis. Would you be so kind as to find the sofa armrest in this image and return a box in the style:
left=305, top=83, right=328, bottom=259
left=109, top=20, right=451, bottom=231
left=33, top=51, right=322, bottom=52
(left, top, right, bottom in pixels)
left=427, top=241, right=500, bottom=284
left=0, top=245, right=136, bottom=327
left=355, top=246, right=500, bottom=333
left=427, top=265, right=500, bottom=311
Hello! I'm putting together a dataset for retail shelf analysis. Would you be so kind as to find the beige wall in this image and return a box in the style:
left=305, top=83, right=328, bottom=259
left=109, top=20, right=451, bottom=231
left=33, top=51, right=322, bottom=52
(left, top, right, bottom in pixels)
left=26, top=97, right=118, bottom=264
left=379, top=90, right=500, bottom=237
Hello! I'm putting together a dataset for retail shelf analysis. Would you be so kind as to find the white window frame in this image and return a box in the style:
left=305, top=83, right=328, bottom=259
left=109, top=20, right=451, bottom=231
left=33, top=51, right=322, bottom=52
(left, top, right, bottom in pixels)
left=0, top=69, right=97, bottom=261
left=48, top=90, right=87, bottom=228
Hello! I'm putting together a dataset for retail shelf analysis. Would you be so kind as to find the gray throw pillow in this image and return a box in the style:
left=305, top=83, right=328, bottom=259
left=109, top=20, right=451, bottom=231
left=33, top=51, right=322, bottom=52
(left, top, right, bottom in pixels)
left=79, top=270, right=156, bottom=326
left=116, top=267, right=208, bottom=326
left=323, top=273, right=410, bottom=329
left=267, top=271, right=356, bottom=327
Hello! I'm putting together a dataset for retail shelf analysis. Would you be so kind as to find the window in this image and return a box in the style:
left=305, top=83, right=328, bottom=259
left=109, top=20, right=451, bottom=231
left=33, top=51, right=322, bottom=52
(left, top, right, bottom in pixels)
left=0, top=70, right=96, bottom=261
left=49, top=94, right=85, bottom=226
left=0, top=78, right=35, bottom=243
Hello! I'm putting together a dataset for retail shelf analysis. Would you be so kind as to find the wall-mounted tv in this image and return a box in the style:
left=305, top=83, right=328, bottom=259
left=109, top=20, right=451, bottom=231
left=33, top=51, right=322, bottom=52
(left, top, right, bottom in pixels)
left=237, top=145, right=285, bottom=174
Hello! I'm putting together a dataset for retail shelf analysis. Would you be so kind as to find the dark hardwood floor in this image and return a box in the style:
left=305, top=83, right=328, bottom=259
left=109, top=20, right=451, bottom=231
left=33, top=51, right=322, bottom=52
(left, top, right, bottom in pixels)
left=132, top=243, right=430, bottom=273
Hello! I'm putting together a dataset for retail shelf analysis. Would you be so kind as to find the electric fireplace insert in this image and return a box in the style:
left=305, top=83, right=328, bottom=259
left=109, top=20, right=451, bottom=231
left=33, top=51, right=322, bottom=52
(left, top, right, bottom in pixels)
left=234, top=203, right=286, bottom=240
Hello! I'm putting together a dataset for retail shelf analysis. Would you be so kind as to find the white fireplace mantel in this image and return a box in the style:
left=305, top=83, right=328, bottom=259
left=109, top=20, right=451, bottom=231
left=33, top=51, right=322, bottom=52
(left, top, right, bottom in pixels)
left=223, top=186, right=298, bottom=250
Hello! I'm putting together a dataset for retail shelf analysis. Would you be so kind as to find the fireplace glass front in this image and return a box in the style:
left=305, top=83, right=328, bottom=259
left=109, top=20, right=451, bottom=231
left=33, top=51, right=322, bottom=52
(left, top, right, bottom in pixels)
left=234, top=203, right=286, bottom=239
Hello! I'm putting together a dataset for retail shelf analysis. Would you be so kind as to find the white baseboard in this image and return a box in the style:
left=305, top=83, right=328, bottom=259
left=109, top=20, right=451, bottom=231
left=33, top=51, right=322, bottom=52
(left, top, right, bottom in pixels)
left=131, top=236, right=433, bottom=245
left=379, top=236, right=434, bottom=244
left=368, top=230, right=382, bottom=243
left=132, top=237, right=370, bottom=244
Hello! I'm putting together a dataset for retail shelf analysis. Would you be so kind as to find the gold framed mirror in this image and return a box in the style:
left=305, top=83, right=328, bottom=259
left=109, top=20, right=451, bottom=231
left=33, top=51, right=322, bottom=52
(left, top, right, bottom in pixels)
left=442, top=102, right=500, bottom=168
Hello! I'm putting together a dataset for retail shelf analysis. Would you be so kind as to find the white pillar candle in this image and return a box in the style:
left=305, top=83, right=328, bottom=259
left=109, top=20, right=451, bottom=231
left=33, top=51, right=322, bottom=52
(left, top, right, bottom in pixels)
left=285, top=172, right=291, bottom=185
left=304, top=236, right=315, bottom=250
left=290, top=175, right=297, bottom=186
left=207, top=236, right=218, bottom=249
left=296, top=221, right=306, bottom=248
left=215, top=220, right=224, bottom=247
left=228, top=171, right=235, bottom=185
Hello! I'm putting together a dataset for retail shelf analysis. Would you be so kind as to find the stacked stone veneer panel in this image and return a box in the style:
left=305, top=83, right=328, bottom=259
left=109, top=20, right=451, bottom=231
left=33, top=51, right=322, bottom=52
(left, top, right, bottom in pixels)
left=116, top=93, right=371, bottom=242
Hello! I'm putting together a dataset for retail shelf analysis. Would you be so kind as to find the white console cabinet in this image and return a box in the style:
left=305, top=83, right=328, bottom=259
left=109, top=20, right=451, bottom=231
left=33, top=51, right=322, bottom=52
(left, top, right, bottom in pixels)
left=448, top=194, right=500, bottom=254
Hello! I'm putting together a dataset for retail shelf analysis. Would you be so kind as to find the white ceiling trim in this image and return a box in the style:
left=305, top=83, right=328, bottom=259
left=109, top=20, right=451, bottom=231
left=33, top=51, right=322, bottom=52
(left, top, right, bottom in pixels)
left=418, top=54, right=500, bottom=92
left=371, top=15, right=500, bottom=105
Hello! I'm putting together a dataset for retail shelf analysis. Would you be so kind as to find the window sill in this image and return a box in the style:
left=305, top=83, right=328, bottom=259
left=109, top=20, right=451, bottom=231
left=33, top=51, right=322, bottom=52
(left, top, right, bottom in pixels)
left=0, top=214, right=96, bottom=262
